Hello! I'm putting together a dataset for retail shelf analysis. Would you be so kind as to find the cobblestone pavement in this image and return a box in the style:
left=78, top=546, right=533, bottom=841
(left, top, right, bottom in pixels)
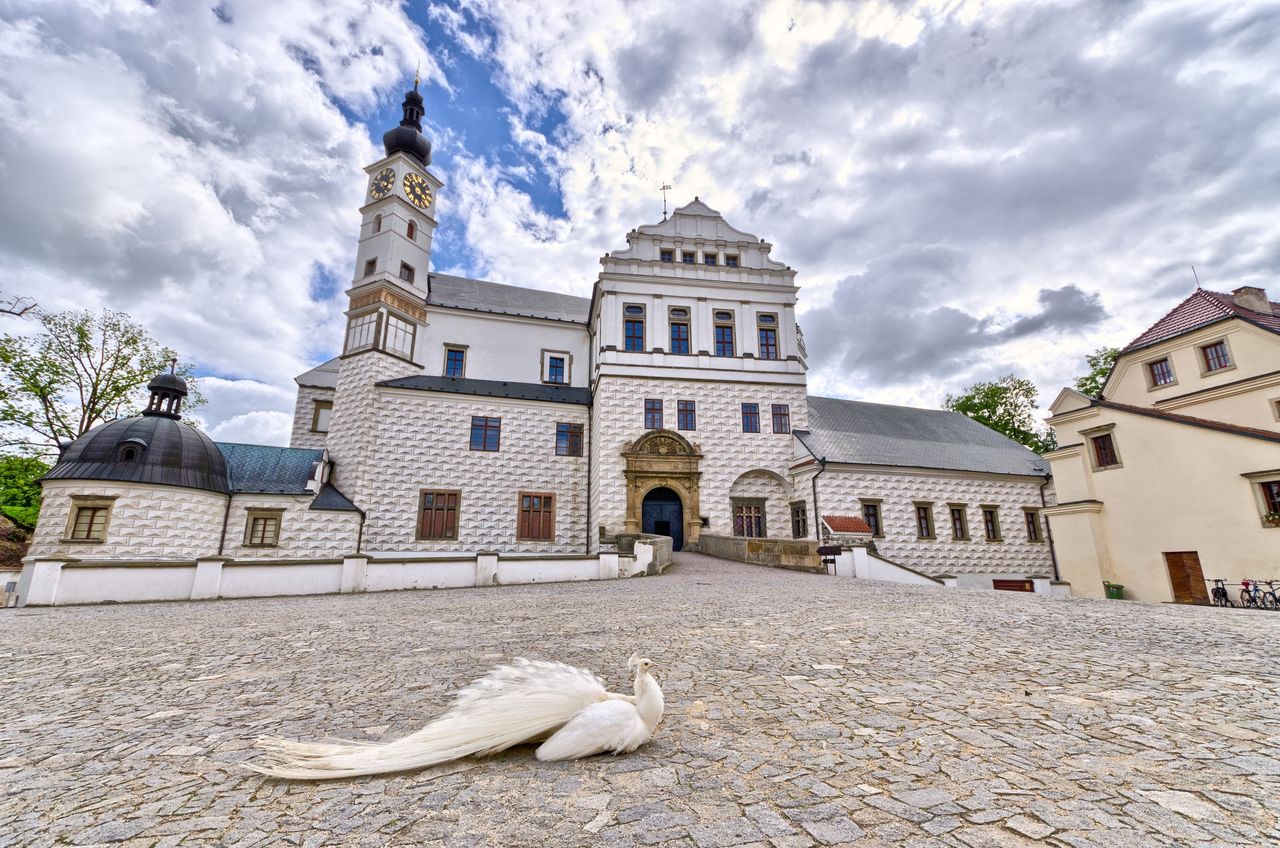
left=2, top=553, right=1279, bottom=848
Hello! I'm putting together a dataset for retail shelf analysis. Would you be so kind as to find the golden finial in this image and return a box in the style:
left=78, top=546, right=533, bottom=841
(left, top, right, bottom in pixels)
left=414, top=60, right=421, bottom=91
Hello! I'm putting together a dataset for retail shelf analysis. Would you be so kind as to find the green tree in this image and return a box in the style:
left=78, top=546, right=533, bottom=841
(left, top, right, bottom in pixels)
left=0, top=309, right=204, bottom=456
left=1073, top=346, right=1120, bottom=398
left=0, top=454, right=49, bottom=527
left=944, top=374, right=1057, bottom=454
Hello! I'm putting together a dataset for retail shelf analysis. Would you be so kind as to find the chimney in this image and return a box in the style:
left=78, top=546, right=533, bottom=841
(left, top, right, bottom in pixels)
left=1231, top=286, right=1273, bottom=315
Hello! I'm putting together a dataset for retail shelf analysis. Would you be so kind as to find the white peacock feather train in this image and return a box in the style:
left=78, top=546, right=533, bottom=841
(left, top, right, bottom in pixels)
left=245, top=655, right=664, bottom=780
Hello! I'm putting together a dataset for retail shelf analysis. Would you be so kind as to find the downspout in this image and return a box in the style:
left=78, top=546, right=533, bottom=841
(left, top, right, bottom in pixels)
left=811, top=456, right=827, bottom=568
left=355, top=508, right=366, bottom=555
left=216, top=493, right=233, bottom=556
left=1040, top=477, right=1059, bottom=581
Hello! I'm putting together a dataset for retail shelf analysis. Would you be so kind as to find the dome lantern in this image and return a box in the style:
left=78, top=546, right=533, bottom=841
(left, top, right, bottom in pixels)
left=144, top=358, right=189, bottom=420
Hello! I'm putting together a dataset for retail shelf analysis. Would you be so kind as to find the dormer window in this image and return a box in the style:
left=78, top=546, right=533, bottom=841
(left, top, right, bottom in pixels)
left=407, top=220, right=417, bottom=240
left=660, top=249, right=674, bottom=263
left=116, top=440, right=146, bottom=463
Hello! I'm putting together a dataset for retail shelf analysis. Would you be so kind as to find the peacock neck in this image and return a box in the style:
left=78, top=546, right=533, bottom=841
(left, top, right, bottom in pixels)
left=633, top=671, right=665, bottom=729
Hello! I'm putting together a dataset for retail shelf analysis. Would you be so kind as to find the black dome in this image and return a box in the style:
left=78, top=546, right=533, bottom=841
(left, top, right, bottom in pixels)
left=44, top=416, right=229, bottom=494
left=148, top=371, right=188, bottom=395
left=383, top=86, right=432, bottom=166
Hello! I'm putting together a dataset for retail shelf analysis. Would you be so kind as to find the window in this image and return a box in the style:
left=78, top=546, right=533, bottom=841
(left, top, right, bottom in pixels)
left=406, top=220, right=417, bottom=240
left=862, top=502, right=883, bottom=537
left=724, top=254, right=739, bottom=268
left=714, top=324, right=735, bottom=357
left=660, top=249, right=674, bottom=263
left=915, top=504, right=935, bottom=539
left=556, top=423, right=583, bottom=457
left=345, top=312, right=378, bottom=353
left=1148, top=358, right=1175, bottom=386
left=399, top=262, right=415, bottom=284
left=758, top=328, right=778, bottom=360
left=383, top=314, right=415, bottom=359
left=677, top=400, right=696, bottom=430
left=644, top=399, right=663, bottom=429
left=244, top=510, right=282, bottom=547
left=790, top=502, right=808, bottom=539
left=546, top=356, right=566, bottom=384
left=1201, top=340, right=1232, bottom=372
left=681, top=251, right=696, bottom=264
left=624, top=304, right=645, bottom=352
left=1091, top=433, right=1120, bottom=468
left=703, top=252, right=717, bottom=266
left=66, top=500, right=112, bottom=542
left=363, top=258, right=377, bottom=277
left=732, top=499, right=765, bottom=538
left=669, top=307, right=690, bottom=354
left=469, top=416, right=501, bottom=451
left=1262, top=481, right=1280, bottom=514
left=311, top=400, right=333, bottom=433
left=444, top=346, right=466, bottom=377
left=418, top=490, right=460, bottom=540
left=771, top=404, right=791, bottom=434
left=517, top=492, right=555, bottom=541
left=949, top=506, right=968, bottom=541
left=373, top=214, right=382, bottom=233
left=1025, top=510, right=1043, bottom=542
left=741, top=403, right=760, bottom=432
left=982, top=506, right=1001, bottom=541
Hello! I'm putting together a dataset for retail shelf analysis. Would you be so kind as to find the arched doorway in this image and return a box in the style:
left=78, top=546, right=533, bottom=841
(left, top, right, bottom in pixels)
left=642, top=487, right=684, bottom=550
left=621, top=430, right=702, bottom=550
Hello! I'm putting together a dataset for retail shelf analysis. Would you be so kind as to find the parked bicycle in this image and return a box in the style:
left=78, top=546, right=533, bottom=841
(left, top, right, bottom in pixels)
left=1260, top=580, right=1280, bottom=610
left=1207, top=578, right=1234, bottom=607
left=1239, top=579, right=1275, bottom=609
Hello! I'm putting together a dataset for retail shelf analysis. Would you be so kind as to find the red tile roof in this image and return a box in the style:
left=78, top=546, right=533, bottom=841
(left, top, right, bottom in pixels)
left=822, top=514, right=873, bottom=534
left=1124, top=289, right=1280, bottom=353
left=1099, top=400, right=1280, bottom=444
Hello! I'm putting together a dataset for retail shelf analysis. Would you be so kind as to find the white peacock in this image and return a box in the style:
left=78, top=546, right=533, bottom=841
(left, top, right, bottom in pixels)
left=246, top=655, right=664, bottom=780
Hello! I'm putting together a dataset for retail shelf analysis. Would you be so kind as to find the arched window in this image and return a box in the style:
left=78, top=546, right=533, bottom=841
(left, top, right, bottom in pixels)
left=117, top=439, right=146, bottom=462
left=119, top=447, right=138, bottom=462
left=407, top=220, right=417, bottom=240
left=373, top=213, right=382, bottom=233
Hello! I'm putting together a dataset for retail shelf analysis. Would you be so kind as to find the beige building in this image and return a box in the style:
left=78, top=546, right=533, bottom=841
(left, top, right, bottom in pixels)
left=1044, top=286, right=1280, bottom=603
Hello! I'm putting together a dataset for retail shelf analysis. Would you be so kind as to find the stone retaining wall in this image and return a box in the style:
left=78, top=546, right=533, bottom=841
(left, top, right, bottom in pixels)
left=698, top=534, right=822, bottom=573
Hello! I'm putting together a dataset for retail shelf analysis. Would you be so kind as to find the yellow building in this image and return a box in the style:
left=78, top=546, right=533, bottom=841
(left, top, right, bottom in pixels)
left=1044, top=286, right=1280, bottom=603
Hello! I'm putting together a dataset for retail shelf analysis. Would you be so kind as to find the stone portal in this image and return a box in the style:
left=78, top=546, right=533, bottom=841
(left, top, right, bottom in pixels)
left=622, top=430, right=702, bottom=550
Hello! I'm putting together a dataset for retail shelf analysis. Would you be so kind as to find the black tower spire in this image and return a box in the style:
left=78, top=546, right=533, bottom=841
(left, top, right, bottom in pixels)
left=383, top=72, right=432, bottom=167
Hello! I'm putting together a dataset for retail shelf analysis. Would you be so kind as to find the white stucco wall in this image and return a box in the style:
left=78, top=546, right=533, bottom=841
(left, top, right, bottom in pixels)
left=290, top=385, right=335, bottom=450
left=591, top=376, right=807, bottom=542
left=221, top=494, right=360, bottom=561
left=30, top=481, right=226, bottom=560
left=415, top=309, right=589, bottom=386
left=356, top=388, right=590, bottom=554
left=806, top=466, right=1055, bottom=577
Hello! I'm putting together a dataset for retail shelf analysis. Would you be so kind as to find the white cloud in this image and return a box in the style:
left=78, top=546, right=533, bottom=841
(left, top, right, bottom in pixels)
left=207, top=410, right=294, bottom=446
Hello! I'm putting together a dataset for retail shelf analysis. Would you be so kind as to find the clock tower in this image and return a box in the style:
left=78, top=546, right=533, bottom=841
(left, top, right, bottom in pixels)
left=326, top=76, right=443, bottom=508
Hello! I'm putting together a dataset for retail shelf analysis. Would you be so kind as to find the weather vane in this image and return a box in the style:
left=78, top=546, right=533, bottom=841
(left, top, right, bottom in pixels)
left=414, top=60, right=421, bottom=90
left=660, top=183, right=672, bottom=220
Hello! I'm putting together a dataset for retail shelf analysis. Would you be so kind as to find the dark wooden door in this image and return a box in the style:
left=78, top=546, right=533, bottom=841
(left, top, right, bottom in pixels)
left=642, top=488, right=684, bottom=551
left=1164, top=552, right=1209, bottom=604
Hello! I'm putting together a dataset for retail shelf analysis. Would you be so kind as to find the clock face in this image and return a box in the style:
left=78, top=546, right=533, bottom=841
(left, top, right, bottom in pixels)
left=369, top=167, right=395, bottom=200
left=403, top=172, right=433, bottom=209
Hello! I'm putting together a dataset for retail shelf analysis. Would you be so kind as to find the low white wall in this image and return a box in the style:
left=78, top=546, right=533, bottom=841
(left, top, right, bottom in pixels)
left=833, top=548, right=943, bottom=586
left=16, top=549, right=652, bottom=607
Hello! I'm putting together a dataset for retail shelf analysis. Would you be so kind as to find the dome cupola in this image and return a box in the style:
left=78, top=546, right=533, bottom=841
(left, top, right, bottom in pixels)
left=144, top=359, right=189, bottom=419
left=382, top=74, right=432, bottom=167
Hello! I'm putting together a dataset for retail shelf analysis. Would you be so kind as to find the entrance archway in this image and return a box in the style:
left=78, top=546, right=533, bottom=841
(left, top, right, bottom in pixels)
left=642, top=487, right=685, bottom=550
left=622, top=429, right=702, bottom=550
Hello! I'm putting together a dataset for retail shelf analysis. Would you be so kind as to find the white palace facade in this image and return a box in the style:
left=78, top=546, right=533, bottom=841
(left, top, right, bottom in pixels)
left=18, top=83, right=1058, bottom=605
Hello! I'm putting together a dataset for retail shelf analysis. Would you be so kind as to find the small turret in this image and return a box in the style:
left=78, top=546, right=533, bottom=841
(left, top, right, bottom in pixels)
left=144, top=359, right=188, bottom=419
left=383, top=74, right=432, bottom=167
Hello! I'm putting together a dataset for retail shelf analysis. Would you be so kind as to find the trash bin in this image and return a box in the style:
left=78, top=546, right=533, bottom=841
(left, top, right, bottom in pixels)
left=1103, top=581, right=1125, bottom=600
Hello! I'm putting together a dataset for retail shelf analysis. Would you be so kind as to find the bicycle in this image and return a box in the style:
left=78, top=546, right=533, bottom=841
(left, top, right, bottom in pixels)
left=1207, top=578, right=1234, bottom=607
left=1240, top=579, right=1266, bottom=609
left=1261, top=580, right=1280, bottom=611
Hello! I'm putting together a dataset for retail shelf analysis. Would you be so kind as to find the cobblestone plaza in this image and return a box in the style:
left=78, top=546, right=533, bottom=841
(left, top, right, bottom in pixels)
left=2, top=554, right=1278, bottom=847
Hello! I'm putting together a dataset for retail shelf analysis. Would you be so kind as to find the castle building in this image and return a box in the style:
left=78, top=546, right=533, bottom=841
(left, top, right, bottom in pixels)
left=1045, top=286, right=1280, bottom=603
left=18, top=82, right=1056, bottom=605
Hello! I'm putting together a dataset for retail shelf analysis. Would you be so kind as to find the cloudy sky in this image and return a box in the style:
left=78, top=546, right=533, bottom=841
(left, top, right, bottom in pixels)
left=2, top=0, right=1278, bottom=444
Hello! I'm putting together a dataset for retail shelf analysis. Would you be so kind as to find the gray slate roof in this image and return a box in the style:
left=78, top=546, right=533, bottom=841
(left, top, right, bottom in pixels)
left=799, top=396, right=1050, bottom=477
left=216, top=443, right=323, bottom=494
left=428, top=273, right=590, bottom=324
left=379, top=375, right=592, bottom=405
left=310, top=482, right=361, bottom=513
left=296, top=356, right=341, bottom=389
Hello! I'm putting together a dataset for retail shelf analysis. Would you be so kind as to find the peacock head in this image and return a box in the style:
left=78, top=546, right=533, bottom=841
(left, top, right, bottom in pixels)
left=628, top=653, right=657, bottom=676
